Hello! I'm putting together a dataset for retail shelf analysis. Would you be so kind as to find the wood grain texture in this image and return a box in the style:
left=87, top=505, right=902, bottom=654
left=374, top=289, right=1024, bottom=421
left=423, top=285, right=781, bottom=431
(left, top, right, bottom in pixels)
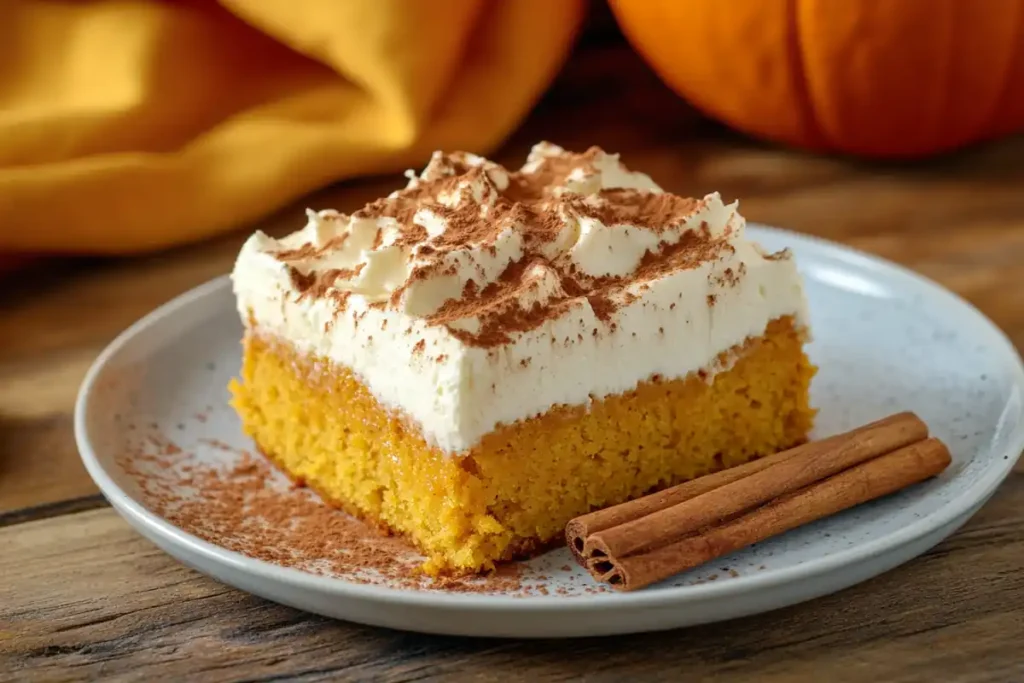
left=1, top=471, right=1021, bottom=683
left=2, top=4, right=1024, bottom=680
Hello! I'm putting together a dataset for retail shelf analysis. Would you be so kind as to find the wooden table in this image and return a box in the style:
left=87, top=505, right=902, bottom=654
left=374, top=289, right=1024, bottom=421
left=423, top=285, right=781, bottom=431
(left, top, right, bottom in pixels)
left=3, top=14, right=1024, bottom=683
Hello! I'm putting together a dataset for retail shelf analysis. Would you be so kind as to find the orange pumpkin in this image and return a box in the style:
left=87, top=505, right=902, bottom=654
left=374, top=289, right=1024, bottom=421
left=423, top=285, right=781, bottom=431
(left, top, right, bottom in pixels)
left=608, top=0, right=1024, bottom=158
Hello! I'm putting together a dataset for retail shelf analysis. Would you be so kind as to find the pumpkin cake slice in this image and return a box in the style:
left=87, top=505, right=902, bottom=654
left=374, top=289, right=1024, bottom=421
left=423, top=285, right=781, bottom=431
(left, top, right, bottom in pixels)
left=229, top=142, right=816, bottom=575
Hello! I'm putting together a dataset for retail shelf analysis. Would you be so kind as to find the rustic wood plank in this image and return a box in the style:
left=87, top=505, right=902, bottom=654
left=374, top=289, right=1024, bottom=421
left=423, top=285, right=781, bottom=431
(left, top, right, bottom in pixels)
left=0, top=494, right=107, bottom=529
left=0, top=468, right=1021, bottom=682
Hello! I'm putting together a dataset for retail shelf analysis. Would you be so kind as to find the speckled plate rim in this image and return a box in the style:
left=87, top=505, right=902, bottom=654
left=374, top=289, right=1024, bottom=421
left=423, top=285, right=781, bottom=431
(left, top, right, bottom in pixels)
left=75, top=224, right=1024, bottom=612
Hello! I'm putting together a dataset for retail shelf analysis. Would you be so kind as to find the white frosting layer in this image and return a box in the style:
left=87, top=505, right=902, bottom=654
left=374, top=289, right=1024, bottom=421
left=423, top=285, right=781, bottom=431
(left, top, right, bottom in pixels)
left=232, top=143, right=810, bottom=454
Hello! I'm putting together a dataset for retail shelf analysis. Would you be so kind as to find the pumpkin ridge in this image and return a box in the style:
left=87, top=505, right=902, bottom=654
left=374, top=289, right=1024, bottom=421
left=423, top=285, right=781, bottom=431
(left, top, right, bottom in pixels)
left=784, top=0, right=826, bottom=150
left=988, top=0, right=1024, bottom=136
left=933, top=0, right=956, bottom=148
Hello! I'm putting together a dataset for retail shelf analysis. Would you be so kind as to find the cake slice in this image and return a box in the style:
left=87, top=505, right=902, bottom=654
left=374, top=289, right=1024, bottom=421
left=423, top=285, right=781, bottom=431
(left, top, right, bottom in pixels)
left=229, top=142, right=816, bottom=575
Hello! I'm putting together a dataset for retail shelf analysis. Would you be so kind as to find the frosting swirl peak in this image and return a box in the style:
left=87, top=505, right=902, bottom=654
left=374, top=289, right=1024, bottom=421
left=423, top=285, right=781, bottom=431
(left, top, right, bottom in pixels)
left=246, top=142, right=744, bottom=347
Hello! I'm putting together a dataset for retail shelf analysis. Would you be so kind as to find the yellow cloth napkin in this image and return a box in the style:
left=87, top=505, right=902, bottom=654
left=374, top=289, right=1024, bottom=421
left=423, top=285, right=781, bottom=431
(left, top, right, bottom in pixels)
left=0, top=0, right=583, bottom=255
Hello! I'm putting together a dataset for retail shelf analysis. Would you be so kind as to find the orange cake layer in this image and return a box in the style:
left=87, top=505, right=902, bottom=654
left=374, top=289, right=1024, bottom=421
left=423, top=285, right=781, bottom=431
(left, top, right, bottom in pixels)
left=229, top=316, right=816, bottom=575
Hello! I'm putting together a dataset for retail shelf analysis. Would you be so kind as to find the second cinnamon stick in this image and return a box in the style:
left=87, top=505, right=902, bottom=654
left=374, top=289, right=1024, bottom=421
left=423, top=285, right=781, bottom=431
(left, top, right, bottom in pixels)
left=587, top=437, right=951, bottom=591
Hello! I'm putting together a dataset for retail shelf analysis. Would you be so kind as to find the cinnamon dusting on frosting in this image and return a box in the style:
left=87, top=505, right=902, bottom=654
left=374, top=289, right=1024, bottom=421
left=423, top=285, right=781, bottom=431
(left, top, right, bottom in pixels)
left=289, top=264, right=365, bottom=301
left=571, top=191, right=705, bottom=232
left=505, top=146, right=603, bottom=201
left=256, top=142, right=773, bottom=349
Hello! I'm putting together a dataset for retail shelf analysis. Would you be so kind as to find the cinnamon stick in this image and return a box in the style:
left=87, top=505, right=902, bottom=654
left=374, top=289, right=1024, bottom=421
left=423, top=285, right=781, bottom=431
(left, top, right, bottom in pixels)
left=566, top=412, right=928, bottom=565
left=585, top=437, right=950, bottom=591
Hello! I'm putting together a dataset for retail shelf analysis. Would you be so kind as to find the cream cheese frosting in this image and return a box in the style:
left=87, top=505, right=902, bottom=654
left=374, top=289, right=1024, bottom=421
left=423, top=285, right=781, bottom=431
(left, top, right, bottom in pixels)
left=232, top=142, right=810, bottom=453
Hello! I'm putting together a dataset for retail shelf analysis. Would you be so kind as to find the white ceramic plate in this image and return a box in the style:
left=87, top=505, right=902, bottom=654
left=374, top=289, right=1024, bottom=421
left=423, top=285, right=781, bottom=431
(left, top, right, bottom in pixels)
left=75, top=226, right=1024, bottom=638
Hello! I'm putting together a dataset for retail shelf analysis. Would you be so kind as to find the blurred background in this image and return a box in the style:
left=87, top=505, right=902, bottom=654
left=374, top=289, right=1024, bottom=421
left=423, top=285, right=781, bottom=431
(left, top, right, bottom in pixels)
left=3, top=0, right=1024, bottom=262
left=2, top=0, right=1023, bottom=511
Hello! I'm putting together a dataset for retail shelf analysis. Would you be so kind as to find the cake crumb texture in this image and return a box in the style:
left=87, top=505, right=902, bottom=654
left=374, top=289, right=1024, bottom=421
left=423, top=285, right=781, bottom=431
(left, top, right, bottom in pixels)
left=229, top=316, right=816, bottom=575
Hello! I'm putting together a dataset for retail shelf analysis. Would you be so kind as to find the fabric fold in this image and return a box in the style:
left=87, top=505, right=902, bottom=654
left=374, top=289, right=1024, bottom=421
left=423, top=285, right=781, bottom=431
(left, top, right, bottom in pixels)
left=0, top=0, right=584, bottom=254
